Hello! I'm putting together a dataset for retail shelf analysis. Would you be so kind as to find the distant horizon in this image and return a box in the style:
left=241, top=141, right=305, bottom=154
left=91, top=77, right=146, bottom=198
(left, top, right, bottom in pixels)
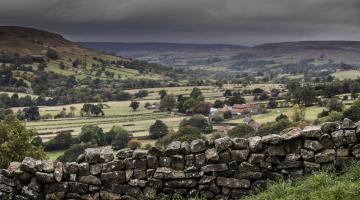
left=78, top=40, right=360, bottom=48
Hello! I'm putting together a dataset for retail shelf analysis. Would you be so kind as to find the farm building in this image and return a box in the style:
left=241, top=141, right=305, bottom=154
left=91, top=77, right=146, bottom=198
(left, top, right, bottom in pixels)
left=243, top=117, right=261, bottom=129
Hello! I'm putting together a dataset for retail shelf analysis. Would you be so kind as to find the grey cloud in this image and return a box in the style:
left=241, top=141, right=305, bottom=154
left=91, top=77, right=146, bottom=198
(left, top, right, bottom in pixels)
left=0, top=0, right=359, bottom=45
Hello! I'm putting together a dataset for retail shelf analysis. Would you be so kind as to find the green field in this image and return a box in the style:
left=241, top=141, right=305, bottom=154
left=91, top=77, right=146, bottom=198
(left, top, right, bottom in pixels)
left=332, top=70, right=360, bottom=80
left=227, top=106, right=325, bottom=124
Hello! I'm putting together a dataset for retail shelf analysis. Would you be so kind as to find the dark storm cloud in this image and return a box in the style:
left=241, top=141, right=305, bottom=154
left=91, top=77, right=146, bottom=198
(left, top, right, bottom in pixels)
left=0, top=0, right=359, bottom=45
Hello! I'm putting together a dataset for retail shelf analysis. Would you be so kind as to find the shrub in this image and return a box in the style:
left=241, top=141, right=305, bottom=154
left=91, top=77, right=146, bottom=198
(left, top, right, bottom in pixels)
left=180, top=114, right=213, bottom=134
left=275, top=114, right=289, bottom=122
left=0, top=115, right=45, bottom=168
left=212, top=115, right=224, bottom=122
left=46, top=49, right=59, bottom=60
left=291, top=104, right=306, bottom=122
left=156, top=126, right=205, bottom=147
left=44, top=132, right=73, bottom=151
left=128, top=139, right=141, bottom=150
left=228, top=124, right=255, bottom=138
left=79, top=125, right=106, bottom=146
left=135, top=90, right=149, bottom=98
left=256, top=119, right=292, bottom=136
left=112, top=129, right=133, bottom=150
left=57, top=144, right=91, bottom=162
left=106, top=125, right=128, bottom=145
left=223, top=111, right=232, bottom=119
left=343, top=105, right=360, bottom=122
left=149, top=120, right=169, bottom=139
left=31, top=136, right=44, bottom=147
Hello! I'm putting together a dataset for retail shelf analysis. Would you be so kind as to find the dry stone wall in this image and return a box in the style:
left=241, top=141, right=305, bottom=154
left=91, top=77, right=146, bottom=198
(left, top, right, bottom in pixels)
left=1, top=119, right=360, bottom=200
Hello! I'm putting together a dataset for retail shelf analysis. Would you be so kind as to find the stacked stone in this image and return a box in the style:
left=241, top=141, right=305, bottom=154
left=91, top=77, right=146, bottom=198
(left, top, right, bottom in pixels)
left=1, top=119, right=360, bottom=200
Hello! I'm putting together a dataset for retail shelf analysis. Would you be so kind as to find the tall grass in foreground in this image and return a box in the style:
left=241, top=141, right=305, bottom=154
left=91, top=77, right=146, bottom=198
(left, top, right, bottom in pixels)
left=244, top=162, right=360, bottom=200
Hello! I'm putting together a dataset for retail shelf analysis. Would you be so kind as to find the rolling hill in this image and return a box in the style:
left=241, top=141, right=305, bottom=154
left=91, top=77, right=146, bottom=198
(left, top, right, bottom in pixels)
left=0, top=26, right=183, bottom=104
left=81, top=41, right=360, bottom=72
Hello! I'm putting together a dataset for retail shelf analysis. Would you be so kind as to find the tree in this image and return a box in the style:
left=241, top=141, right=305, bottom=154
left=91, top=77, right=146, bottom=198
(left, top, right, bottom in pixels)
left=180, top=114, right=213, bottom=134
left=112, top=129, right=133, bottom=150
left=275, top=114, right=289, bottom=122
left=128, top=139, right=141, bottom=150
left=129, top=101, right=140, bottom=111
left=226, top=95, right=246, bottom=106
left=46, top=49, right=59, bottom=60
left=106, top=125, right=128, bottom=145
left=0, top=115, right=45, bottom=168
left=44, top=132, right=73, bottom=151
left=79, top=125, right=105, bottom=145
left=292, top=86, right=317, bottom=106
left=268, top=98, right=278, bottom=109
left=326, top=97, right=344, bottom=112
left=31, top=136, right=44, bottom=147
left=192, top=101, right=211, bottom=115
left=228, top=124, right=255, bottom=138
left=80, top=104, right=104, bottom=117
left=149, top=120, right=169, bottom=139
left=223, top=89, right=232, bottom=97
left=223, top=111, right=232, bottom=119
left=135, top=90, right=149, bottom=98
left=160, top=94, right=176, bottom=111
left=57, top=144, right=91, bottom=162
left=291, top=104, right=306, bottom=122
left=23, top=105, right=40, bottom=120
left=190, top=87, right=203, bottom=99
left=183, top=98, right=197, bottom=112
left=213, top=100, right=225, bottom=108
left=159, top=90, right=167, bottom=99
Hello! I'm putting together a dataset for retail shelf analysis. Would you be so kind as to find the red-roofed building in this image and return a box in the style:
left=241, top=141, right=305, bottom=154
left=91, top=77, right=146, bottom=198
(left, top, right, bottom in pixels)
left=232, top=103, right=262, bottom=115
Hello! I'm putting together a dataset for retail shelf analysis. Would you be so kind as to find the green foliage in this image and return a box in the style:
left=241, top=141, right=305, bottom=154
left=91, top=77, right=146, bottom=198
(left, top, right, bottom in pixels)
left=180, top=114, right=213, bottom=134
left=79, top=125, right=106, bottom=146
left=159, top=89, right=167, bottom=99
left=211, top=115, right=224, bottom=122
left=129, top=101, right=140, bottom=111
left=326, top=97, right=344, bottom=112
left=149, top=120, right=169, bottom=139
left=44, top=132, right=73, bottom=151
left=256, top=119, right=292, bottom=136
left=46, top=48, right=59, bottom=60
left=160, top=94, right=177, bottom=111
left=228, top=123, right=255, bottom=138
left=23, top=105, right=40, bottom=120
left=191, top=101, right=211, bottom=115
left=111, top=128, right=133, bottom=150
left=156, top=126, right=205, bottom=147
left=105, top=125, right=127, bottom=145
left=135, top=90, right=149, bottom=98
left=275, top=114, right=289, bottom=122
left=343, top=106, right=360, bottom=122
left=57, top=143, right=91, bottom=162
left=223, top=110, right=232, bottom=119
left=244, top=162, right=360, bottom=200
left=226, top=94, right=246, bottom=106
left=31, top=136, right=44, bottom=147
left=213, top=100, right=225, bottom=108
left=190, top=87, right=203, bottom=99
left=291, top=104, right=306, bottom=122
left=0, top=115, right=45, bottom=168
left=80, top=104, right=104, bottom=117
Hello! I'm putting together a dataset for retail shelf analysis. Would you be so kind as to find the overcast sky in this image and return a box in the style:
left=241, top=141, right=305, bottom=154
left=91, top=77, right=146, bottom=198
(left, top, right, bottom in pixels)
left=0, top=0, right=360, bottom=45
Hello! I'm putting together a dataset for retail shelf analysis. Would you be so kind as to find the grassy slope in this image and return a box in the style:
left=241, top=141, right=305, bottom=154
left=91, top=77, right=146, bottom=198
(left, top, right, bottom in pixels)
left=332, top=70, right=360, bottom=80
left=244, top=162, right=360, bottom=200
